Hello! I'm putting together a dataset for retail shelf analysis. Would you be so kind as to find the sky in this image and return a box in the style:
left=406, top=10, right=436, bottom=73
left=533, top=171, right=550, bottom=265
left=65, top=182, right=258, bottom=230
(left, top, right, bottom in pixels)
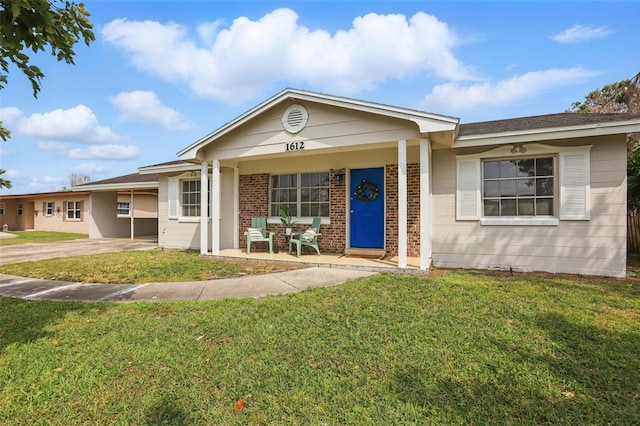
left=1, top=0, right=639, bottom=195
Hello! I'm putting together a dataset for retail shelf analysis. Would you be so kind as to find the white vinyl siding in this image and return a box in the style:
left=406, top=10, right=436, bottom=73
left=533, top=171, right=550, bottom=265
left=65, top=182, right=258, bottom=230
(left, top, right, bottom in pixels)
left=433, top=138, right=625, bottom=277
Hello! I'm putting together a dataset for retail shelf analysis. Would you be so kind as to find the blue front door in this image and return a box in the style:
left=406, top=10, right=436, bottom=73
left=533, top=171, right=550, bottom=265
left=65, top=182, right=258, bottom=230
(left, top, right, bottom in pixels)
left=350, top=167, right=384, bottom=248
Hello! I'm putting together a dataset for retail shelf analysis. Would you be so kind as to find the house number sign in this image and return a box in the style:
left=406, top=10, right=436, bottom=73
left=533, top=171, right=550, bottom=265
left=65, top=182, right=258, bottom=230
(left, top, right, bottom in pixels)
left=285, top=141, right=305, bottom=151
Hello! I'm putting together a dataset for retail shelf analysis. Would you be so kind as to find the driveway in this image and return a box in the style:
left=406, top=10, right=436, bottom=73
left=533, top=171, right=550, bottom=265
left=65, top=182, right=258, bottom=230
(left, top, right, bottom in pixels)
left=0, top=237, right=158, bottom=265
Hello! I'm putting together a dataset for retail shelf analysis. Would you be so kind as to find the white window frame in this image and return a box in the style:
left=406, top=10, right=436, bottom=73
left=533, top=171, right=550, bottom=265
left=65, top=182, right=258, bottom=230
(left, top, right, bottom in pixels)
left=117, top=202, right=131, bottom=217
left=0, top=202, right=4, bottom=215
left=167, top=175, right=211, bottom=223
left=44, top=201, right=54, bottom=216
left=65, top=201, right=83, bottom=221
left=269, top=172, right=330, bottom=221
left=456, top=143, right=591, bottom=226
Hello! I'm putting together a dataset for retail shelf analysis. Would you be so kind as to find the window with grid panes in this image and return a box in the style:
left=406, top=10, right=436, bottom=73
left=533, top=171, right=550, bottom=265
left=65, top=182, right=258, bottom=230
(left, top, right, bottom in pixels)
left=181, top=180, right=201, bottom=217
left=270, top=172, right=330, bottom=217
left=482, top=157, right=554, bottom=217
left=66, top=201, right=82, bottom=220
left=117, top=202, right=130, bottom=216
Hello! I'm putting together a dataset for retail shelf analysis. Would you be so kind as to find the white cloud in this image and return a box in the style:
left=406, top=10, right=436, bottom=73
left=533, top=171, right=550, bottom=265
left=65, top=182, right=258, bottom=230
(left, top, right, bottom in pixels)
left=28, top=176, right=67, bottom=192
left=551, top=25, right=612, bottom=43
left=67, top=144, right=139, bottom=160
left=73, top=163, right=107, bottom=174
left=102, top=9, right=475, bottom=103
left=38, top=141, right=68, bottom=151
left=422, top=68, right=596, bottom=110
left=109, top=91, right=195, bottom=130
left=0, top=105, right=124, bottom=144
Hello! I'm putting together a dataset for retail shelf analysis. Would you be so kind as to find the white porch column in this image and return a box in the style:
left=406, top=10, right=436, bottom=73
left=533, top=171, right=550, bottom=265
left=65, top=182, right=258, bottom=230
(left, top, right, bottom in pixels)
left=200, top=161, right=209, bottom=255
left=233, top=167, right=240, bottom=249
left=420, top=138, right=431, bottom=270
left=130, top=190, right=134, bottom=240
left=211, top=159, right=221, bottom=255
left=398, top=139, right=407, bottom=269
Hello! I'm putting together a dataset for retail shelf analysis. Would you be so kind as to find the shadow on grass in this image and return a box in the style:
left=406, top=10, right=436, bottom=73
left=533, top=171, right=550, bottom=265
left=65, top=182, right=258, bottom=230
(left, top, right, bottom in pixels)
left=0, top=297, right=105, bottom=354
left=391, top=311, right=640, bottom=423
left=144, top=395, right=194, bottom=426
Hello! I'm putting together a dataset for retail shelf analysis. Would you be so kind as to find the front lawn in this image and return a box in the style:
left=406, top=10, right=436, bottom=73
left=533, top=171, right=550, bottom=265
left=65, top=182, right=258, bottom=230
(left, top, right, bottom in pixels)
left=1, top=271, right=638, bottom=424
left=0, top=231, right=87, bottom=246
left=0, top=250, right=303, bottom=283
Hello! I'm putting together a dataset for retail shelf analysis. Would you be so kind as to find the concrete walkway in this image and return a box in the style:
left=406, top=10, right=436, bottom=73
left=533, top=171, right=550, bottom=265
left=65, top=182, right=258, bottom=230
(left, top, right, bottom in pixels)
left=0, top=267, right=377, bottom=302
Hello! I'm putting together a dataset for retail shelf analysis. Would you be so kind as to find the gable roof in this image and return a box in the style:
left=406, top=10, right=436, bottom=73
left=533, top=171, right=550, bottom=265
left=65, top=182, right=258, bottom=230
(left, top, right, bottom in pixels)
left=72, top=172, right=159, bottom=191
left=177, top=88, right=460, bottom=160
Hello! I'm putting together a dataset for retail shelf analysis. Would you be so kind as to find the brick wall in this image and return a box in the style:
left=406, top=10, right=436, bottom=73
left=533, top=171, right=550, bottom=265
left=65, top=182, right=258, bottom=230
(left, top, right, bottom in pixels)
left=385, top=163, right=421, bottom=257
left=238, top=169, right=347, bottom=254
left=238, top=174, right=269, bottom=250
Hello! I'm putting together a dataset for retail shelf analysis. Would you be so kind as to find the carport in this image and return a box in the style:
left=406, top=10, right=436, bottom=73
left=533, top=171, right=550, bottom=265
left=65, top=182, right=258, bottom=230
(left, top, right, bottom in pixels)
left=73, top=173, right=159, bottom=240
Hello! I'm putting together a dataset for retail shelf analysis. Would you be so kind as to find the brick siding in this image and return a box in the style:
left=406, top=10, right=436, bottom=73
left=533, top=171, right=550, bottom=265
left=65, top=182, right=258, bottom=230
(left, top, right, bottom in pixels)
left=238, top=169, right=347, bottom=254
left=238, top=166, right=420, bottom=256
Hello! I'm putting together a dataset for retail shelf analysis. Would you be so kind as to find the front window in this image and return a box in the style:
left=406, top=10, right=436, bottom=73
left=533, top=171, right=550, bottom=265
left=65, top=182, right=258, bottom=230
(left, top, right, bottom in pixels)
left=181, top=180, right=201, bottom=217
left=17, top=203, right=22, bottom=215
left=483, top=157, right=554, bottom=217
left=117, top=202, right=130, bottom=216
left=66, top=201, right=82, bottom=220
left=270, top=172, right=330, bottom=217
left=0, top=202, right=4, bottom=215
left=45, top=201, right=54, bottom=216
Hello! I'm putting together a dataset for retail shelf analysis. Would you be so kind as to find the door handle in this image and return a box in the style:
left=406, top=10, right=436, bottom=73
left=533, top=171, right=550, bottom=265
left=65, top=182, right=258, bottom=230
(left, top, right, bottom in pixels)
left=350, top=210, right=354, bottom=214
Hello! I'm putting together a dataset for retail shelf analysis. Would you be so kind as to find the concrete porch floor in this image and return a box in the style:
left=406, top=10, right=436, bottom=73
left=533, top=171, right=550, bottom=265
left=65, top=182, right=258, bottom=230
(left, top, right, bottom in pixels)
left=214, top=248, right=427, bottom=274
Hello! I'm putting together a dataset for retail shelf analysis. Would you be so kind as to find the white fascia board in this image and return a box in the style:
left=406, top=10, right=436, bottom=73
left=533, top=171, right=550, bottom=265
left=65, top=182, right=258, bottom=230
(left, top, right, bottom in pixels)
left=176, top=88, right=460, bottom=160
left=454, top=119, right=640, bottom=148
left=138, top=162, right=200, bottom=175
left=71, top=182, right=158, bottom=192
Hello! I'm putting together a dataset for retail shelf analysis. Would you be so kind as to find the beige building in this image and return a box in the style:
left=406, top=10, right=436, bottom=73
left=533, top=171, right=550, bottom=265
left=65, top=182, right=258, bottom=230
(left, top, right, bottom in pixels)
left=137, top=89, right=640, bottom=277
left=0, top=173, right=159, bottom=239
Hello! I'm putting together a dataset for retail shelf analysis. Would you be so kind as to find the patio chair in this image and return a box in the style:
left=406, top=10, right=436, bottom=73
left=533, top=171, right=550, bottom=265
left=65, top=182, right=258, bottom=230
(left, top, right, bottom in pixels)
left=289, top=220, right=322, bottom=257
left=244, top=217, right=274, bottom=254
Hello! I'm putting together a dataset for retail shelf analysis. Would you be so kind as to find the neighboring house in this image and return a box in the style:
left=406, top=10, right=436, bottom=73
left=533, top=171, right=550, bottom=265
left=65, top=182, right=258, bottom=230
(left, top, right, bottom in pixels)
left=0, top=191, right=90, bottom=234
left=73, top=173, right=159, bottom=239
left=0, top=173, right=159, bottom=239
left=136, top=88, right=640, bottom=277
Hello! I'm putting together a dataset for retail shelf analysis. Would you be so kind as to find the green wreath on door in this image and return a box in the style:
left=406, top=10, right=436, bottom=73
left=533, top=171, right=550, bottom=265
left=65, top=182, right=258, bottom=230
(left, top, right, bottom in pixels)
left=354, top=179, right=379, bottom=204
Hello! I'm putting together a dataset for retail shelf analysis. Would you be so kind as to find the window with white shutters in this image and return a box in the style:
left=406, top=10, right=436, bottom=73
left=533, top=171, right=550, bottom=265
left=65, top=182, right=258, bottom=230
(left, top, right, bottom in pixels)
left=456, top=144, right=591, bottom=224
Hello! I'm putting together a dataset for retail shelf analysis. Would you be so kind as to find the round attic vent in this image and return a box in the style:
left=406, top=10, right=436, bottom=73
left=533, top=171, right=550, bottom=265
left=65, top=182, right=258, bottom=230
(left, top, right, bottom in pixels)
left=282, top=104, right=308, bottom=134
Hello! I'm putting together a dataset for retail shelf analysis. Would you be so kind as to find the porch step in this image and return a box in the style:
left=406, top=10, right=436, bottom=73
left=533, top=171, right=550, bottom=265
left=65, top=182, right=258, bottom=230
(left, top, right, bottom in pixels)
left=343, top=248, right=386, bottom=259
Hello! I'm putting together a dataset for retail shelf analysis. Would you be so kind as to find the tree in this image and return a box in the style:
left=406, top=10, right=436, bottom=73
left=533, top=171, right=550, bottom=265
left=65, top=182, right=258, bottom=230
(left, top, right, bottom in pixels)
left=0, top=169, right=12, bottom=189
left=568, top=73, right=640, bottom=211
left=0, top=0, right=95, bottom=140
left=60, top=173, right=91, bottom=191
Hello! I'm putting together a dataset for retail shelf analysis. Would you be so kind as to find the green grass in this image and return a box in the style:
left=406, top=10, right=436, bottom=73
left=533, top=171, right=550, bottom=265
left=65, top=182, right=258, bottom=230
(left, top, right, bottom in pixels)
left=0, top=249, right=301, bottom=283
left=0, top=231, right=87, bottom=246
left=1, top=270, right=639, bottom=424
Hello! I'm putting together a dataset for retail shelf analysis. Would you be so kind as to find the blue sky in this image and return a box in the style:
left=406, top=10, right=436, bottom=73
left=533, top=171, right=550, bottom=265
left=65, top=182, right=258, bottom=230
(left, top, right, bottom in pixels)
left=1, top=0, right=638, bottom=195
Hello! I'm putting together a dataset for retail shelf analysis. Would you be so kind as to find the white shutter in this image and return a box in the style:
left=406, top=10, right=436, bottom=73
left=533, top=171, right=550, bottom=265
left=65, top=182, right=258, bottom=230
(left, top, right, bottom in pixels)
left=168, top=177, right=179, bottom=219
left=456, top=158, right=481, bottom=220
left=560, top=149, right=590, bottom=220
